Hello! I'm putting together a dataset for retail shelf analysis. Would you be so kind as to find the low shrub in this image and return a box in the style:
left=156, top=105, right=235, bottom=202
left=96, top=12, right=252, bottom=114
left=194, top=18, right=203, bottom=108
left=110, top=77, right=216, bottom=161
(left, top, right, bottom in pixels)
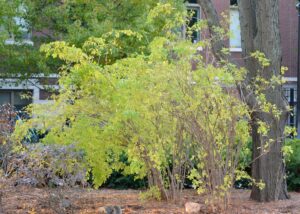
left=0, top=104, right=88, bottom=187
left=139, top=186, right=161, bottom=201
left=0, top=104, right=18, bottom=175
left=0, top=104, right=16, bottom=143
left=234, top=140, right=252, bottom=189
left=285, top=139, right=300, bottom=191
left=5, top=144, right=88, bottom=187
left=230, top=138, right=300, bottom=192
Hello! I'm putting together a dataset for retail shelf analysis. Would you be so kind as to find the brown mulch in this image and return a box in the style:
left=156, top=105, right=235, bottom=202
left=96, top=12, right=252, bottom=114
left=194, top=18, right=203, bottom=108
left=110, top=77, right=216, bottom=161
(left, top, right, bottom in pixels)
left=0, top=177, right=300, bottom=214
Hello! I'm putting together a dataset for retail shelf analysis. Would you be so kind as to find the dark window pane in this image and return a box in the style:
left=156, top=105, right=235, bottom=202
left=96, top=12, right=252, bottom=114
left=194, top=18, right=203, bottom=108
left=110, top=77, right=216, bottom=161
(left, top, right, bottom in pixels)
left=231, top=0, right=238, bottom=6
left=0, top=92, right=11, bottom=105
left=0, top=90, right=32, bottom=111
left=284, top=87, right=297, bottom=127
left=13, top=91, right=32, bottom=111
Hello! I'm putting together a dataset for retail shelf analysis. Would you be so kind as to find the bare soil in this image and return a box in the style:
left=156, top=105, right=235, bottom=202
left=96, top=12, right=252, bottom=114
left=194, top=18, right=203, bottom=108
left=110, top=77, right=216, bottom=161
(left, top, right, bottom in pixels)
left=0, top=177, right=300, bottom=214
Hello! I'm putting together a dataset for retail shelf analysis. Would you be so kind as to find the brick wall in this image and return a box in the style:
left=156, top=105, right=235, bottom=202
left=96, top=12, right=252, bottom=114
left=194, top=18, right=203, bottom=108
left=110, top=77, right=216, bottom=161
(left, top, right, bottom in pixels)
left=210, top=0, right=298, bottom=78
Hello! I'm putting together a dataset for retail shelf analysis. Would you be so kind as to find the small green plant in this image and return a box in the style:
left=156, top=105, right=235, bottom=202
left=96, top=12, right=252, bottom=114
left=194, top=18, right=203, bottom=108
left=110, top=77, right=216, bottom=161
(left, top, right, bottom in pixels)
left=284, top=139, right=300, bottom=191
left=139, top=186, right=161, bottom=202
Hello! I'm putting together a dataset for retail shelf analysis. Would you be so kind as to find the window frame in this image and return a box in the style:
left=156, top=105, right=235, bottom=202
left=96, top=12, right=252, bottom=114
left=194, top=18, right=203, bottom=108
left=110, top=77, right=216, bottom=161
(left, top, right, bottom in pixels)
left=0, top=89, right=33, bottom=110
left=283, top=85, right=297, bottom=127
left=230, top=0, right=238, bottom=6
left=184, top=2, right=201, bottom=43
left=229, top=6, right=242, bottom=52
left=2, top=6, right=33, bottom=46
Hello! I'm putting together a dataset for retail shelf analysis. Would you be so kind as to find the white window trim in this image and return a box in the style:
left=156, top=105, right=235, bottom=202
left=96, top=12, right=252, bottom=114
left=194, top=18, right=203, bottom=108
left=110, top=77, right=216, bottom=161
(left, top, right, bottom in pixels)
left=5, top=38, right=34, bottom=46
left=230, top=7, right=242, bottom=51
left=230, top=5, right=238, bottom=9
left=186, top=3, right=200, bottom=8
left=230, top=47, right=242, bottom=52
left=284, top=77, right=297, bottom=82
left=1, top=73, right=59, bottom=78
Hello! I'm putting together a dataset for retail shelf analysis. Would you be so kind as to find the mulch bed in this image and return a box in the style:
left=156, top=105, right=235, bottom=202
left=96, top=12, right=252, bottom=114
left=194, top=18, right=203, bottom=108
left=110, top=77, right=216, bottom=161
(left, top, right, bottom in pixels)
left=1, top=177, right=300, bottom=214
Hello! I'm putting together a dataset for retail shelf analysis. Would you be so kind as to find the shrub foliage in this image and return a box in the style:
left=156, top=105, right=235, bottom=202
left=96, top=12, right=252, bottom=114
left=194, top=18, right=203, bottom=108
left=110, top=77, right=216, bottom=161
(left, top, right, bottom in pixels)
left=14, top=33, right=251, bottom=203
left=12, top=2, right=286, bottom=205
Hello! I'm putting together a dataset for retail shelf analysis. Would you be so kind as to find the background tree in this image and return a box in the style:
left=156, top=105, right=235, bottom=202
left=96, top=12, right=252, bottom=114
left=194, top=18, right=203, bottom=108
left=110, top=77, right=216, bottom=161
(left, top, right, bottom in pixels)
left=0, top=0, right=185, bottom=77
left=197, top=0, right=289, bottom=201
left=0, top=0, right=48, bottom=78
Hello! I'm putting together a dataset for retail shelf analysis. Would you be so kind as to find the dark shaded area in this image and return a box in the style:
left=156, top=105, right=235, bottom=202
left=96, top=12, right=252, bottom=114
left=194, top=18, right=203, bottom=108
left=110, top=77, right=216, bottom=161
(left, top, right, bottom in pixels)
left=230, top=0, right=238, bottom=6
left=286, top=139, right=300, bottom=192
left=103, top=172, right=147, bottom=190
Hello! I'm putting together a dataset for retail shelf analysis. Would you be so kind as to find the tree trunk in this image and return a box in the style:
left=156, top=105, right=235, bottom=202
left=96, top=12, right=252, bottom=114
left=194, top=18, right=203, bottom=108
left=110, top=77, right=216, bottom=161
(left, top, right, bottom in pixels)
left=197, top=0, right=226, bottom=61
left=197, top=0, right=290, bottom=202
left=250, top=112, right=289, bottom=201
left=238, top=0, right=289, bottom=201
left=150, top=167, right=169, bottom=200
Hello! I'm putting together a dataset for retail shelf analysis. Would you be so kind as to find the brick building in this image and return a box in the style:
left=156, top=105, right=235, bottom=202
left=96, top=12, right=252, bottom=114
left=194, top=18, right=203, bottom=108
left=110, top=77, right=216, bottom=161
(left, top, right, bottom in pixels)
left=0, top=0, right=299, bottom=124
left=188, top=0, right=298, bottom=125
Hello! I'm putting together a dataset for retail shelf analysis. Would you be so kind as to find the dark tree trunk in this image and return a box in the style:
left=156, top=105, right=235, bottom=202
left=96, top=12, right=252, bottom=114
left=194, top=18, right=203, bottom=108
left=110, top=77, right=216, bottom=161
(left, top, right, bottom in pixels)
left=150, top=167, right=169, bottom=200
left=197, top=0, right=226, bottom=61
left=250, top=112, right=289, bottom=201
left=197, top=0, right=290, bottom=202
left=238, top=0, right=289, bottom=201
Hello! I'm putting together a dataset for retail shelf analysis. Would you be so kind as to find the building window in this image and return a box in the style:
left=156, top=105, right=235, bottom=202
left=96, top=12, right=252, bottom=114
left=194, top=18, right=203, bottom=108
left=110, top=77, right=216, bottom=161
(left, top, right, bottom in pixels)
left=14, top=16, right=31, bottom=40
left=2, top=4, right=33, bottom=45
left=0, top=90, right=32, bottom=111
left=230, top=5, right=241, bottom=51
left=185, top=1, right=201, bottom=43
left=5, top=16, right=33, bottom=45
left=230, top=0, right=238, bottom=6
left=284, top=87, right=297, bottom=127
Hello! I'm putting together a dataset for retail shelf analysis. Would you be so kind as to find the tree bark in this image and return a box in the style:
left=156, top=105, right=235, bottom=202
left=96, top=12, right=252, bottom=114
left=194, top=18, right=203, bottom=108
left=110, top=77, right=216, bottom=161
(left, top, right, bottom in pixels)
left=238, top=0, right=289, bottom=201
left=197, top=0, right=290, bottom=201
left=196, top=0, right=226, bottom=61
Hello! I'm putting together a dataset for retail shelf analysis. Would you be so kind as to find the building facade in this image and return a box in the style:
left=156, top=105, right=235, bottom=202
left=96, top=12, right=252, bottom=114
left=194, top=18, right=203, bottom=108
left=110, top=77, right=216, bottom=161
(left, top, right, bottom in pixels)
left=212, top=0, right=298, bottom=126
left=0, top=0, right=299, bottom=124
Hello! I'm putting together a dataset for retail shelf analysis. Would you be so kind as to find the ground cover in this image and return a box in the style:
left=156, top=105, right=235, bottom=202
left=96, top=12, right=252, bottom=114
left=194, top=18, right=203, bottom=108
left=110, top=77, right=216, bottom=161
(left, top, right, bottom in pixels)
left=1, top=178, right=300, bottom=214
